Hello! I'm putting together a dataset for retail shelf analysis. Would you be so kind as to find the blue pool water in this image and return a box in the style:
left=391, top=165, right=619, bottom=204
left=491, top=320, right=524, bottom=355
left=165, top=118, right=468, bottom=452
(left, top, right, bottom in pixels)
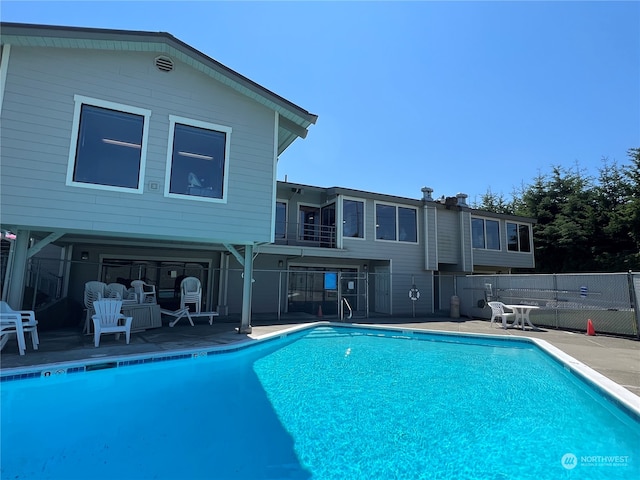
left=1, top=325, right=638, bottom=479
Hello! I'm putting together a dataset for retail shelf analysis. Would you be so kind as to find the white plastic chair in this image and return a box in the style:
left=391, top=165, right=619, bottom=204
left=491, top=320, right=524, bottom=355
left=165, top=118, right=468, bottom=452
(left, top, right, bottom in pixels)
left=106, top=283, right=137, bottom=303
left=488, top=301, right=516, bottom=329
left=83, top=281, right=106, bottom=334
left=91, top=299, right=133, bottom=347
left=131, top=280, right=157, bottom=304
left=180, top=276, right=202, bottom=313
left=0, top=301, right=39, bottom=355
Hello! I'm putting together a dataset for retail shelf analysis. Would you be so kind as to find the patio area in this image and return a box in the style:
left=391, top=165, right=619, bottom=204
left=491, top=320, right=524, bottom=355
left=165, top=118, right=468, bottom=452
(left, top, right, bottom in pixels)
left=2, top=314, right=639, bottom=400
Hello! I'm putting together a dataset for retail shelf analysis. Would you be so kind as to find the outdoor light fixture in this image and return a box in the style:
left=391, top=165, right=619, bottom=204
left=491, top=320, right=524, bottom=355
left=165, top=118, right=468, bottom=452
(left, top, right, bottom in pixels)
left=278, top=260, right=284, bottom=268
left=81, top=251, right=89, bottom=260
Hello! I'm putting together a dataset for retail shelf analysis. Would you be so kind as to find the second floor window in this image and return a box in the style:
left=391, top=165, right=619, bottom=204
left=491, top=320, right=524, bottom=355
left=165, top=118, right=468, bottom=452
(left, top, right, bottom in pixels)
left=507, top=222, right=532, bottom=252
left=375, top=204, right=417, bottom=242
left=376, top=204, right=397, bottom=240
left=67, top=96, right=151, bottom=193
left=472, top=218, right=500, bottom=250
left=166, top=116, right=231, bottom=201
left=398, top=207, right=417, bottom=242
left=275, top=202, right=287, bottom=239
left=343, top=199, right=364, bottom=238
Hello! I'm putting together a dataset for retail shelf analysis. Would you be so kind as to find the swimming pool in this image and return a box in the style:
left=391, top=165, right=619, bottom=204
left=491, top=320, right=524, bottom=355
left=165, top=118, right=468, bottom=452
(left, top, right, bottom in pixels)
left=1, top=324, right=638, bottom=479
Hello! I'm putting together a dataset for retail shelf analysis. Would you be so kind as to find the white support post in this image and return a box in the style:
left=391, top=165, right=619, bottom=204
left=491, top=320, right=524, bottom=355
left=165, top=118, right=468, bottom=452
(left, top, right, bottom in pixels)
left=239, top=244, right=254, bottom=334
left=217, top=253, right=229, bottom=316
left=6, top=229, right=30, bottom=309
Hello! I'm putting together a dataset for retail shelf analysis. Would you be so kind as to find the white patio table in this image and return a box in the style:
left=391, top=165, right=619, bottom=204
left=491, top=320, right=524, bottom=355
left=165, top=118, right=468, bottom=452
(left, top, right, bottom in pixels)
left=505, top=304, right=540, bottom=331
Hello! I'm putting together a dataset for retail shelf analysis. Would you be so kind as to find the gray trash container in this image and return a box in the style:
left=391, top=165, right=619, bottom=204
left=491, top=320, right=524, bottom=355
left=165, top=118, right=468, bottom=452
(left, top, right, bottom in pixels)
left=450, top=295, right=460, bottom=319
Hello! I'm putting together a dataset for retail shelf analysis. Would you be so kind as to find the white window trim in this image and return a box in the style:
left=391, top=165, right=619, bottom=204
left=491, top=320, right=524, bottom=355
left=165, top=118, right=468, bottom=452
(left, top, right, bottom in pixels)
left=374, top=201, right=419, bottom=243
left=66, top=95, right=151, bottom=194
left=472, top=216, right=501, bottom=251
left=164, top=115, right=232, bottom=204
left=506, top=221, right=533, bottom=253
left=342, top=196, right=366, bottom=241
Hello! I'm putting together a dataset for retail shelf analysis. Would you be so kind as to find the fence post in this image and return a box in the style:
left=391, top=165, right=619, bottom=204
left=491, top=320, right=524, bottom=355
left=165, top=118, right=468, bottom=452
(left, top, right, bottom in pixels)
left=553, top=274, right=559, bottom=329
left=628, top=272, right=640, bottom=339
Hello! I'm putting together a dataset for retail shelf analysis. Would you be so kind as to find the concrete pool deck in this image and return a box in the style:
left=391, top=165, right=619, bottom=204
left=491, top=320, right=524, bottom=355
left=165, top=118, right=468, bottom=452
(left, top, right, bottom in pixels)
left=1, top=315, right=639, bottom=400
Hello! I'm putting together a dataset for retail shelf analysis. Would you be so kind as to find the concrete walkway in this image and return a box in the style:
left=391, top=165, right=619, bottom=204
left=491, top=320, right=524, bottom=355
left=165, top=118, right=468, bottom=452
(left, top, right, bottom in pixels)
left=2, top=315, right=639, bottom=400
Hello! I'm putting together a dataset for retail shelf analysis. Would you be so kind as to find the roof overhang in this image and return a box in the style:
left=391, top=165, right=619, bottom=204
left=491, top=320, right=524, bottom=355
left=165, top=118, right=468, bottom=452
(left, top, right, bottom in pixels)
left=0, top=22, right=317, bottom=155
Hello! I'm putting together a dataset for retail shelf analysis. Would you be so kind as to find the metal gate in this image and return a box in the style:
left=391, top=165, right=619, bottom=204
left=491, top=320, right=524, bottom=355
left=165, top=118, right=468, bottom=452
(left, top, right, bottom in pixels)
left=339, top=272, right=368, bottom=319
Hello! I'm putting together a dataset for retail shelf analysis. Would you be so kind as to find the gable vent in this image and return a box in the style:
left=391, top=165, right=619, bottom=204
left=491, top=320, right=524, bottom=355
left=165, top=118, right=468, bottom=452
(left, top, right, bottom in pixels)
left=154, top=56, right=174, bottom=72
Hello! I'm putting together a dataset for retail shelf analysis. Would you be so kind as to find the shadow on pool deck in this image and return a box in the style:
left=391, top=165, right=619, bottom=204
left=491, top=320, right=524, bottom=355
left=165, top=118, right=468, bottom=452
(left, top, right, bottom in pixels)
left=2, top=313, right=639, bottom=399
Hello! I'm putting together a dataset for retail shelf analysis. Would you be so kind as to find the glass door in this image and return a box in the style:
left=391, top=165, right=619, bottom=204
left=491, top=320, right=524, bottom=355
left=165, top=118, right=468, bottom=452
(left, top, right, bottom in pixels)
left=299, top=206, right=320, bottom=242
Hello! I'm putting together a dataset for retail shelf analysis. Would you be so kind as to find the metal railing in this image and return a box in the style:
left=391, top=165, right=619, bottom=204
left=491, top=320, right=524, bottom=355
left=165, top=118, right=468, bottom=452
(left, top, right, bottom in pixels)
left=340, top=297, right=353, bottom=321
left=275, top=221, right=337, bottom=248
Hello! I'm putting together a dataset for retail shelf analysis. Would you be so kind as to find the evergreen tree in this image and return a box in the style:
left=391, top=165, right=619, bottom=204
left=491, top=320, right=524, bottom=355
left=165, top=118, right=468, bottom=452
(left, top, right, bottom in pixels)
left=476, top=149, right=639, bottom=272
left=593, top=156, right=635, bottom=270
left=621, top=148, right=640, bottom=269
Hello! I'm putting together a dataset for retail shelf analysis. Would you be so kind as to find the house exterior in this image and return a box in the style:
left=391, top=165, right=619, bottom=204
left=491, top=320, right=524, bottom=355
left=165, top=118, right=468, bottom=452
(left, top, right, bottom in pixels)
left=246, top=182, right=535, bottom=319
left=0, top=22, right=317, bottom=332
left=0, top=22, right=536, bottom=331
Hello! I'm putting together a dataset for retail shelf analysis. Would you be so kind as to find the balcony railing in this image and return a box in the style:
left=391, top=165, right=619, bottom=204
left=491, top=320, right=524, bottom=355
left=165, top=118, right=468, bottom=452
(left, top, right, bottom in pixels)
left=274, top=221, right=337, bottom=248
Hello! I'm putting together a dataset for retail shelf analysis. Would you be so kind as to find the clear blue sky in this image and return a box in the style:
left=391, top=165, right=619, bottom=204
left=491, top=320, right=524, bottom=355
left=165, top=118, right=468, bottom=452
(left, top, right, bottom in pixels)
left=2, top=1, right=639, bottom=203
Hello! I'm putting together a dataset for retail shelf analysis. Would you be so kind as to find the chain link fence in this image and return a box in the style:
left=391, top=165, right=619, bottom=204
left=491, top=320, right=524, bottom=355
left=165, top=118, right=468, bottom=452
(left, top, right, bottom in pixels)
left=456, top=273, right=639, bottom=338
left=7, top=254, right=640, bottom=338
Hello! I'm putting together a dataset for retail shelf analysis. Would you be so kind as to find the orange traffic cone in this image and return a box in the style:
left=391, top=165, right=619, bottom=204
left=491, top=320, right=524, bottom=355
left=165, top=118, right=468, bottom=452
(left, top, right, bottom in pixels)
left=586, top=319, right=596, bottom=336
left=317, top=305, right=323, bottom=318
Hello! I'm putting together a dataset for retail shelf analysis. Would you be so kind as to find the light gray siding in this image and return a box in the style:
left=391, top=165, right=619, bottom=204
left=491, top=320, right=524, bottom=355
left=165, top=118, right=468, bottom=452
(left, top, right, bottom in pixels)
left=473, top=248, right=535, bottom=270
left=1, top=46, right=276, bottom=243
left=436, top=208, right=461, bottom=265
left=341, top=197, right=432, bottom=315
left=423, top=204, right=437, bottom=270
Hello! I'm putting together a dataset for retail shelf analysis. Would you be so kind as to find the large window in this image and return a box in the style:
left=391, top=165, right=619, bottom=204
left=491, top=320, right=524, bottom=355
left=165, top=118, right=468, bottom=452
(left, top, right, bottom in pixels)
left=507, top=222, right=531, bottom=252
left=472, top=217, right=500, bottom=250
left=67, top=96, right=151, bottom=192
left=275, top=201, right=287, bottom=239
left=376, top=204, right=396, bottom=240
left=343, top=199, right=364, bottom=239
left=165, top=115, right=231, bottom=202
left=398, top=207, right=417, bottom=242
left=375, top=203, right=417, bottom=242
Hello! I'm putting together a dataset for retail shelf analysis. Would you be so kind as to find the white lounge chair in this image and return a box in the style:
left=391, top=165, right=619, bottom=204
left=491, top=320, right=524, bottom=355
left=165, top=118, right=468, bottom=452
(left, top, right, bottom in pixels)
left=91, top=299, right=133, bottom=347
left=161, top=307, right=219, bottom=327
left=180, top=276, right=202, bottom=313
left=488, top=301, right=516, bottom=329
left=0, top=301, right=40, bottom=355
left=0, top=322, right=15, bottom=352
left=131, top=280, right=157, bottom=304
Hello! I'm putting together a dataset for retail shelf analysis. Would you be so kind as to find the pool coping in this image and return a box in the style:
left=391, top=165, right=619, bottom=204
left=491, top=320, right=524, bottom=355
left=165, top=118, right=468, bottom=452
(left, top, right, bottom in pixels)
left=2, top=321, right=639, bottom=421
